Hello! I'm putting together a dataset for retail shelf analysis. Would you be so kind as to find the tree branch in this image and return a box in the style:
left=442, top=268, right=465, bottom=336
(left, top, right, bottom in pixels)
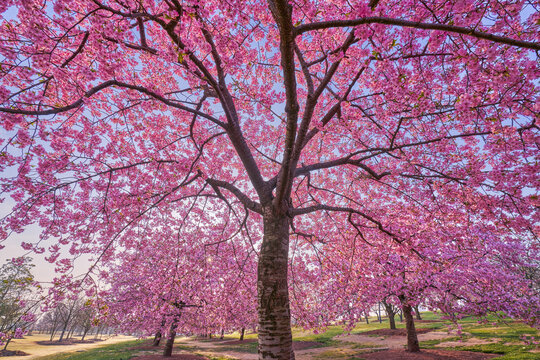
left=296, top=17, right=540, bottom=50
left=206, top=178, right=263, bottom=214
left=0, top=80, right=225, bottom=128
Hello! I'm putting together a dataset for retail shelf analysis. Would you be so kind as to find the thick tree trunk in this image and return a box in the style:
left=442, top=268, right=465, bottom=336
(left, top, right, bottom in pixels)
left=402, top=304, right=420, bottom=352
left=152, top=331, right=162, bottom=346
left=383, top=302, right=396, bottom=330
left=163, top=320, right=178, bottom=357
left=257, top=212, right=294, bottom=360
left=240, top=327, right=245, bottom=341
left=414, top=305, right=422, bottom=320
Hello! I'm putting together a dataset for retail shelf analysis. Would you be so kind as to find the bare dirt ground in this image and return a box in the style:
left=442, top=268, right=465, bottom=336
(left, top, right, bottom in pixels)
left=173, top=330, right=490, bottom=360
left=4, top=333, right=138, bottom=359
left=359, top=349, right=499, bottom=359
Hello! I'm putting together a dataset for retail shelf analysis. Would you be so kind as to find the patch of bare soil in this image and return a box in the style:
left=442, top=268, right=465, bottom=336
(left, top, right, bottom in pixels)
left=292, top=341, right=323, bottom=351
left=135, top=355, right=208, bottom=360
left=360, top=349, right=499, bottom=359
left=362, top=328, right=433, bottom=336
left=220, top=339, right=257, bottom=345
left=418, top=332, right=457, bottom=342
left=0, top=350, right=29, bottom=357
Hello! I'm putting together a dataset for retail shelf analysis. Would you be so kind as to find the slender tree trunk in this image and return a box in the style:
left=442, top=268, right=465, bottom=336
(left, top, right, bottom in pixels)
left=3, top=337, right=11, bottom=350
left=383, top=302, right=396, bottom=330
left=152, top=331, right=162, bottom=346
left=81, top=329, right=89, bottom=341
left=163, top=319, right=178, bottom=357
left=257, top=213, right=294, bottom=360
left=220, top=328, right=224, bottom=339
left=399, top=309, right=403, bottom=322
left=401, top=303, right=420, bottom=352
left=365, top=312, right=369, bottom=324
left=240, top=327, right=245, bottom=341
left=58, top=323, right=68, bottom=342
left=414, top=305, right=422, bottom=320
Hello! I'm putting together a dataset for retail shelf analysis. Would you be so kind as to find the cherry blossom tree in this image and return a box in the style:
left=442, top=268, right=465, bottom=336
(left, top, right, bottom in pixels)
left=101, top=212, right=258, bottom=356
left=0, top=0, right=538, bottom=358
left=316, top=220, right=540, bottom=351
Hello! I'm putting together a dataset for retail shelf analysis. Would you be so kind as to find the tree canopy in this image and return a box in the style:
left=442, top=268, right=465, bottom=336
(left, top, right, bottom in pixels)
left=0, top=1, right=538, bottom=358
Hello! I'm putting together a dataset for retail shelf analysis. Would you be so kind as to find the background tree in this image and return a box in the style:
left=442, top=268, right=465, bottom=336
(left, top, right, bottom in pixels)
left=0, top=257, right=39, bottom=350
left=0, top=1, right=538, bottom=359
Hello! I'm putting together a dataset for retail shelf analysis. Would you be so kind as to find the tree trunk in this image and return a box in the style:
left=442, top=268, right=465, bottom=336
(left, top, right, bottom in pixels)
left=220, top=328, right=224, bottom=339
left=365, top=312, right=369, bottom=324
left=58, top=323, right=68, bottom=342
left=81, top=328, right=89, bottom=341
left=257, top=212, right=294, bottom=360
left=399, top=309, right=403, bottom=322
left=402, top=304, right=420, bottom=352
left=152, top=331, right=162, bottom=346
left=163, top=319, right=178, bottom=357
left=414, top=305, right=422, bottom=320
left=383, top=302, right=396, bottom=330
left=240, top=327, right=245, bottom=341
left=377, top=303, right=382, bottom=323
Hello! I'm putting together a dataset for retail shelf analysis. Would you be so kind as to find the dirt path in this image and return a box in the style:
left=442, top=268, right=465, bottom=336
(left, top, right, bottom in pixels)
left=175, top=337, right=258, bottom=360
left=175, top=331, right=461, bottom=360
left=4, top=333, right=138, bottom=359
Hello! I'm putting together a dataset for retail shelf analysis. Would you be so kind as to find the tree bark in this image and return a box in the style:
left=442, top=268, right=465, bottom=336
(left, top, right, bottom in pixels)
left=163, top=319, right=178, bottom=357
left=383, top=301, right=396, bottom=330
left=257, top=212, right=294, bottom=360
left=152, top=331, right=162, bottom=346
left=240, top=327, right=245, bottom=341
left=220, top=328, right=224, bottom=339
left=414, top=305, right=422, bottom=320
left=402, top=304, right=420, bottom=352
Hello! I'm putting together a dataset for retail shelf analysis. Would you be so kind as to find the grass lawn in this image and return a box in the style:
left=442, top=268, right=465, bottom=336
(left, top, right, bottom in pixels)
left=31, top=312, right=539, bottom=360
left=34, top=339, right=147, bottom=360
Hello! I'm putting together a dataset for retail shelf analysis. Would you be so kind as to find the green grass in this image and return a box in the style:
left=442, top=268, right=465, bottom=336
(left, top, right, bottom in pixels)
left=446, top=342, right=540, bottom=359
left=32, top=313, right=540, bottom=360
left=212, top=341, right=258, bottom=354
left=294, top=325, right=345, bottom=345
left=419, top=336, right=467, bottom=348
left=34, top=339, right=147, bottom=360
left=466, top=323, right=539, bottom=341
